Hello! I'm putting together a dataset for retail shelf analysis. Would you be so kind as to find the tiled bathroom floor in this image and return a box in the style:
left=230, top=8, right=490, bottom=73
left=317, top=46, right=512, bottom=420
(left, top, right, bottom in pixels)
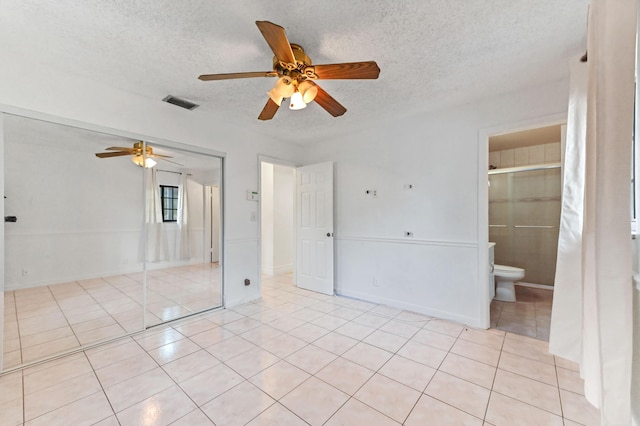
left=491, top=286, right=553, bottom=341
left=3, top=263, right=221, bottom=369
left=0, top=274, right=598, bottom=425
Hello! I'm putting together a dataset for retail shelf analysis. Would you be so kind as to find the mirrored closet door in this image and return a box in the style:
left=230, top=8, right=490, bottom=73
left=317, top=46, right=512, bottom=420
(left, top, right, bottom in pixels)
left=143, top=146, right=223, bottom=326
left=1, top=114, right=223, bottom=371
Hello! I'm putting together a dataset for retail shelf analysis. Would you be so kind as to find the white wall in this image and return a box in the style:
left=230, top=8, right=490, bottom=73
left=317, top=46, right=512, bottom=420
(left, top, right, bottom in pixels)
left=302, top=79, right=570, bottom=327
left=4, top=118, right=145, bottom=290
left=0, top=53, right=302, bottom=307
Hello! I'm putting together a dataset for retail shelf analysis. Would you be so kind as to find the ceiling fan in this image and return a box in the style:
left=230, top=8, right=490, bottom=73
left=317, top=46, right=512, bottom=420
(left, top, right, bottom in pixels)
left=95, top=142, right=179, bottom=168
left=198, top=21, right=380, bottom=120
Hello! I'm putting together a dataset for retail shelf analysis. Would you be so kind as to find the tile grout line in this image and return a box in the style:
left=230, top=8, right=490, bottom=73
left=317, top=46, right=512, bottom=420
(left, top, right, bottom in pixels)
left=81, top=350, right=120, bottom=425
left=482, top=329, right=507, bottom=423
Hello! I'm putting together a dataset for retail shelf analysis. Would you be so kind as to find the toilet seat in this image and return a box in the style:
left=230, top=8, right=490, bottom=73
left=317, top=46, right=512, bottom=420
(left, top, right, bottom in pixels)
left=494, top=264, right=525, bottom=280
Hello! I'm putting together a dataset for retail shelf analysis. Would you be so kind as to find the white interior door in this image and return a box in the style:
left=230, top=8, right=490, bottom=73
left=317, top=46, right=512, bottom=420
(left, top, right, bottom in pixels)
left=296, top=162, right=334, bottom=295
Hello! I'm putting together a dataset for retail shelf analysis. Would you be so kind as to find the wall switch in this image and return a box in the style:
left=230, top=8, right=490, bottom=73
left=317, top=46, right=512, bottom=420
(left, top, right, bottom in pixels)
left=404, top=231, right=414, bottom=238
left=246, top=190, right=259, bottom=201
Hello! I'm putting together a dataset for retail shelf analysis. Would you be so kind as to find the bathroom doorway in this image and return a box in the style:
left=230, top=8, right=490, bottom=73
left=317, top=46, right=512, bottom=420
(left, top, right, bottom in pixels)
left=488, top=124, right=564, bottom=340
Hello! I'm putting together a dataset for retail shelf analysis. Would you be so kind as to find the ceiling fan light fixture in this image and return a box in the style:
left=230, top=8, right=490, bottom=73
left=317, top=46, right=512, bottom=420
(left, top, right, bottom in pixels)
left=289, top=90, right=306, bottom=110
left=268, top=76, right=294, bottom=106
left=132, top=155, right=157, bottom=168
left=298, top=81, right=318, bottom=104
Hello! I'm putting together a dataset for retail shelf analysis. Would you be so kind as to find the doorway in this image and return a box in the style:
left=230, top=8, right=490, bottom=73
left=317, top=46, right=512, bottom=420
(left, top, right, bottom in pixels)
left=260, top=162, right=295, bottom=292
left=487, top=123, right=564, bottom=341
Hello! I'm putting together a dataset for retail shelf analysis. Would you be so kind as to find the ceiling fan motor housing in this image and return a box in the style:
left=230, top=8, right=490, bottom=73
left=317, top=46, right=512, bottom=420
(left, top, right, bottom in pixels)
left=273, top=44, right=314, bottom=79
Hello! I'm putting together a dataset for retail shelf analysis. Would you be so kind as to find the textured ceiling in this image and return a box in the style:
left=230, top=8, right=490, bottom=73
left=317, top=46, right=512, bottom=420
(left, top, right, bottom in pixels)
left=1, top=0, right=588, bottom=145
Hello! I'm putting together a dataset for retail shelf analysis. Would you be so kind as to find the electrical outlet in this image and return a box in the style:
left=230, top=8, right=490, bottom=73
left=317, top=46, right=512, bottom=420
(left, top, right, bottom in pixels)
left=21, top=268, right=30, bottom=276
left=365, top=189, right=378, bottom=198
left=403, top=184, right=413, bottom=190
left=405, top=231, right=414, bottom=238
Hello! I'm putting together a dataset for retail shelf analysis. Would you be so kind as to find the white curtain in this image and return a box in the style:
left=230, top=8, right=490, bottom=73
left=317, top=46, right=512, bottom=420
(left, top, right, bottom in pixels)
left=146, top=168, right=168, bottom=262
left=176, top=173, right=191, bottom=260
left=549, top=1, right=636, bottom=424
left=549, top=59, right=587, bottom=363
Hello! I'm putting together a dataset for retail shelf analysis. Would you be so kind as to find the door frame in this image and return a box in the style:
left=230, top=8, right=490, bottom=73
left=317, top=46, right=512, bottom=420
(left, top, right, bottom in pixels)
left=257, top=155, right=298, bottom=295
left=204, top=185, right=221, bottom=264
left=477, top=112, right=567, bottom=328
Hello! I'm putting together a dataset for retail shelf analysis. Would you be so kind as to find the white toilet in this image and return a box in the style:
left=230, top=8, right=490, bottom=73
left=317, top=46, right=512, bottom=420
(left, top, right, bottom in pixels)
left=494, top=264, right=525, bottom=302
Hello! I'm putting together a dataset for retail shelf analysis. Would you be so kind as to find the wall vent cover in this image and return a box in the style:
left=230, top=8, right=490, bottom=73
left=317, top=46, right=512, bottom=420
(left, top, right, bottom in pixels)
left=162, top=95, right=199, bottom=110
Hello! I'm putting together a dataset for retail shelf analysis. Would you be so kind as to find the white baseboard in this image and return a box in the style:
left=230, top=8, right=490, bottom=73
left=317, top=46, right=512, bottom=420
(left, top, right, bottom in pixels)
left=336, top=288, right=482, bottom=329
left=516, top=281, right=554, bottom=290
left=274, top=264, right=293, bottom=274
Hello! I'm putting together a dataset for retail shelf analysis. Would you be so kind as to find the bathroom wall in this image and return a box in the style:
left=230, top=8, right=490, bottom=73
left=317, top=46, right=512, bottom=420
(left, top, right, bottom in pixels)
left=489, top=141, right=562, bottom=286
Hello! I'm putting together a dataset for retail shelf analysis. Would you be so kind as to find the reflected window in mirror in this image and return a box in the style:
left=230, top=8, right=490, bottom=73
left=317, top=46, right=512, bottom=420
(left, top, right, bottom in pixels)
left=160, top=185, right=179, bottom=222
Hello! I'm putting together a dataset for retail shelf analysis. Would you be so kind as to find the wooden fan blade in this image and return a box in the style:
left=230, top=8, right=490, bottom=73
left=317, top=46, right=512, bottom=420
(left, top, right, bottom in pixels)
left=105, top=146, right=137, bottom=152
left=95, top=151, right=132, bottom=158
left=311, top=83, right=347, bottom=117
left=199, top=71, right=277, bottom=81
left=258, top=98, right=280, bottom=121
left=308, top=61, right=380, bottom=80
left=255, top=21, right=296, bottom=65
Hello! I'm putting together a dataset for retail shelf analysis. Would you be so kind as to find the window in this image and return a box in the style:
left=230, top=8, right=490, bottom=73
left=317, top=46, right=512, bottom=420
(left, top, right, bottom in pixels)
left=160, top=185, right=179, bottom=222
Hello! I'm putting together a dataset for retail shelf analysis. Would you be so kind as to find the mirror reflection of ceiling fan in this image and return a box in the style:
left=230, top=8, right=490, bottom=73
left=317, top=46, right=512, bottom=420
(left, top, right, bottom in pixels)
left=95, top=142, right=181, bottom=168
left=198, top=21, right=381, bottom=120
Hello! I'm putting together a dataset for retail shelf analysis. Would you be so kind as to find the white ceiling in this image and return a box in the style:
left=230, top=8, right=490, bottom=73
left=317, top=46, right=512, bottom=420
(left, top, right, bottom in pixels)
left=1, top=0, right=588, bottom=145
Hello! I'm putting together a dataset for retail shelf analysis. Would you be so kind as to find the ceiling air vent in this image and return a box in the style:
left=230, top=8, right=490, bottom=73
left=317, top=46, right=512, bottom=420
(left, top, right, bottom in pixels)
left=162, top=95, right=199, bottom=110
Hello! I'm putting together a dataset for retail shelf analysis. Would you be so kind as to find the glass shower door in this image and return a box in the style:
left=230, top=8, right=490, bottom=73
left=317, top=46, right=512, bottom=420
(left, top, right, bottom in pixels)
left=489, top=167, right=561, bottom=286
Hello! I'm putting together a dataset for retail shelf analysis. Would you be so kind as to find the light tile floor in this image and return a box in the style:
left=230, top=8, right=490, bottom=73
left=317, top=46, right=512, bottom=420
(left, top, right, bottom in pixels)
left=0, top=273, right=599, bottom=425
left=3, top=263, right=221, bottom=369
left=491, top=286, right=553, bottom=341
